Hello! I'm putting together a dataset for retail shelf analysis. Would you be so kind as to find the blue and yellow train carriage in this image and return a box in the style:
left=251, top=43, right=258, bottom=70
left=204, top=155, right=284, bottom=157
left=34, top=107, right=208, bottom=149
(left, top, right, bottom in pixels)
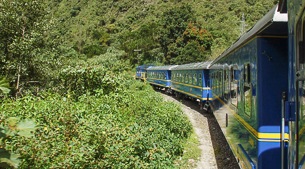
left=283, top=0, right=305, bottom=168
left=171, top=62, right=212, bottom=110
left=146, top=65, right=177, bottom=93
left=135, top=65, right=152, bottom=81
left=209, top=5, right=288, bottom=169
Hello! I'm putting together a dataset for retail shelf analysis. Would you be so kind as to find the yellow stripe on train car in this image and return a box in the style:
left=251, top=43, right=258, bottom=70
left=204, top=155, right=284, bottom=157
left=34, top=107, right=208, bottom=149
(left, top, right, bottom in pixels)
left=213, top=95, right=290, bottom=141
left=172, top=81, right=211, bottom=90
left=172, top=88, right=209, bottom=100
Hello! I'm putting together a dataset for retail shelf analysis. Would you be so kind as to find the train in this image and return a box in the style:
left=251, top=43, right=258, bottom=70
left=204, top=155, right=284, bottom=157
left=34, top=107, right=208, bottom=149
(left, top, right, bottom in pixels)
left=147, top=62, right=213, bottom=110
left=135, top=65, right=153, bottom=81
left=135, top=1, right=305, bottom=169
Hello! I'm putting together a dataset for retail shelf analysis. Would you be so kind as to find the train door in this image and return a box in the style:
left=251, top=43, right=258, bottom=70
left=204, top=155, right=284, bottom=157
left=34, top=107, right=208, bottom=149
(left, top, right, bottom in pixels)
left=295, top=8, right=305, bottom=169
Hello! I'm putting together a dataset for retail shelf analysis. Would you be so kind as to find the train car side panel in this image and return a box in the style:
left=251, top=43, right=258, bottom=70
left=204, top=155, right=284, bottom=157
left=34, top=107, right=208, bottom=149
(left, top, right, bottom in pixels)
left=256, top=37, right=288, bottom=169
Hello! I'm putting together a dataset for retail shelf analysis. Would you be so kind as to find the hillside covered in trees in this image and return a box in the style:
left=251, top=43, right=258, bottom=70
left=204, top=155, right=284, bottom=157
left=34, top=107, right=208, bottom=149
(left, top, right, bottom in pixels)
left=0, top=0, right=277, bottom=96
left=0, top=0, right=277, bottom=168
left=47, top=0, right=276, bottom=65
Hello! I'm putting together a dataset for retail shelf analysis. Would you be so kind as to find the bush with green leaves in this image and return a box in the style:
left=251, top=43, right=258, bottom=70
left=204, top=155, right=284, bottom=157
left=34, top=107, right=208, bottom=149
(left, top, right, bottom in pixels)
left=59, top=48, right=130, bottom=99
left=1, top=77, right=192, bottom=168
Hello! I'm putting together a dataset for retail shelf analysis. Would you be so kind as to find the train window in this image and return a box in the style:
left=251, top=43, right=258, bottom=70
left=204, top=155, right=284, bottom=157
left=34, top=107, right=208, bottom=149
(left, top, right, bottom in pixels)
left=198, top=74, right=202, bottom=86
left=185, top=74, right=188, bottom=83
left=244, top=64, right=251, bottom=84
left=230, top=68, right=234, bottom=81
left=193, top=74, right=197, bottom=85
left=244, top=64, right=252, bottom=117
left=186, top=73, right=189, bottom=84
left=224, top=70, right=226, bottom=81
left=230, top=67, right=238, bottom=107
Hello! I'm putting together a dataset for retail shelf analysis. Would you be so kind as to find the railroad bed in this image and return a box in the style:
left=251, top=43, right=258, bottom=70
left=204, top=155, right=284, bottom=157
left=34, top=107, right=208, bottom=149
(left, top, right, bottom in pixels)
left=160, top=92, right=240, bottom=169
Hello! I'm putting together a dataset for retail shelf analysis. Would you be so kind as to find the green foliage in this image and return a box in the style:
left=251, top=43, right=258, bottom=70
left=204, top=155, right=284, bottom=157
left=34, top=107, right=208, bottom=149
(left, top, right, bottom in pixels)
left=82, top=45, right=106, bottom=58
left=44, top=0, right=276, bottom=65
left=0, top=117, right=36, bottom=168
left=197, top=0, right=276, bottom=58
left=0, top=79, right=192, bottom=168
left=59, top=48, right=130, bottom=99
left=0, top=1, right=278, bottom=167
left=159, top=4, right=196, bottom=64
left=175, top=132, right=201, bottom=168
left=0, top=0, right=63, bottom=97
left=119, top=22, right=159, bottom=65
left=0, top=77, right=10, bottom=95
left=170, top=23, right=213, bottom=64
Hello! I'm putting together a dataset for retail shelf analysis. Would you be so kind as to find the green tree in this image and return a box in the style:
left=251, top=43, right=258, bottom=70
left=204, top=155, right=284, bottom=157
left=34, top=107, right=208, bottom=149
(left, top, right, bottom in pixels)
left=119, top=22, right=159, bottom=65
left=171, top=22, right=213, bottom=64
left=0, top=0, right=55, bottom=97
left=159, top=4, right=196, bottom=64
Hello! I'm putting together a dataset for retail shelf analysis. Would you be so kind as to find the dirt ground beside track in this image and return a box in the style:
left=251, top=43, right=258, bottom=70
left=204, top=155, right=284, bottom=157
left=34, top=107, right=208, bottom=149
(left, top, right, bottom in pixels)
left=161, top=93, right=240, bottom=169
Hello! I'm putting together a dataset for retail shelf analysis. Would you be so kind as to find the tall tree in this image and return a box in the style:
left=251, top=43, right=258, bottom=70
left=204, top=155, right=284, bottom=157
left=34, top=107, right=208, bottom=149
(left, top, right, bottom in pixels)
left=172, top=23, right=213, bottom=64
left=159, top=4, right=196, bottom=64
left=0, top=0, right=52, bottom=96
left=119, top=22, right=159, bottom=65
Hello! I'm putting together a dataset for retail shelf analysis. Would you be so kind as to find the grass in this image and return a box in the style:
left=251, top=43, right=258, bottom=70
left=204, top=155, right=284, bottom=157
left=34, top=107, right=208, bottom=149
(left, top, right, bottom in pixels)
left=175, top=130, right=201, bottom=168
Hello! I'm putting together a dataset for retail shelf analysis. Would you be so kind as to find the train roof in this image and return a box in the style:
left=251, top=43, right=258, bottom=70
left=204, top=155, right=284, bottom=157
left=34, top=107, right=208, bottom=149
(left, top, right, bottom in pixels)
left=136, top=65, right=153, bottom=69
left=147, top=65, right=178, bottom=70
left=172, top=61, right=212, bottom=70
left=209, top=4, right=287, bottom=67
left=208, top=64, right=225, bottom=70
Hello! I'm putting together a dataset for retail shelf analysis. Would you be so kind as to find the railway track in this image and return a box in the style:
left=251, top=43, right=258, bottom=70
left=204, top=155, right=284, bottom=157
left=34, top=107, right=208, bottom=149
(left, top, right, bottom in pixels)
left=160, top=91, right=240, bottom=169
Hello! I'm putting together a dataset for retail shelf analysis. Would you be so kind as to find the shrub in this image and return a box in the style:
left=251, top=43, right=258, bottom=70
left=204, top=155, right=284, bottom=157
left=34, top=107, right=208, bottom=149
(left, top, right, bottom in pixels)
left=1, top=78, right=192, bottom=168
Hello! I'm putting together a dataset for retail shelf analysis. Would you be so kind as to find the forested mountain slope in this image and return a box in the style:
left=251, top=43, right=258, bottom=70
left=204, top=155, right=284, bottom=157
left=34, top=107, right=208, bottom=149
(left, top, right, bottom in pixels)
left=0, top=1, right=280, bottom=167
left=47, top=0, right=277, bottom=64
left=0, top=0, right=277, bottom=96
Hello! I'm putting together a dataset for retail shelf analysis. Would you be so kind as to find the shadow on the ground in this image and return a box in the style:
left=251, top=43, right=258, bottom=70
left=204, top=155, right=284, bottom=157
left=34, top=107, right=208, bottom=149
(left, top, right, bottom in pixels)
left=158, top=90, right=240, bottom=169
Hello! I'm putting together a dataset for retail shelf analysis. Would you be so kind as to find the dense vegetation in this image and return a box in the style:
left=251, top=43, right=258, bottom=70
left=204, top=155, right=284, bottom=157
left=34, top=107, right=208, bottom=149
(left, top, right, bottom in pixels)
left=0, top=0, right=277, bottom=168
left=1, top=73, right=192, bottom=168
left=46, top=0, right=277, bottom=65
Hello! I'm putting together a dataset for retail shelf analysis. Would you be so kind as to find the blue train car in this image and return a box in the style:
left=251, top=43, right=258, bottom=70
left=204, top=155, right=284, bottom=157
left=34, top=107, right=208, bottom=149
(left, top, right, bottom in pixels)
left=171, top=62, right=212, bottom=110
left=209, top=5, right=288, bottom=169
left=135, top=65, right=152, bottom=81
left=146, top=65, right=178, bottom=93
left=282, top=0, right=305, bottom=168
